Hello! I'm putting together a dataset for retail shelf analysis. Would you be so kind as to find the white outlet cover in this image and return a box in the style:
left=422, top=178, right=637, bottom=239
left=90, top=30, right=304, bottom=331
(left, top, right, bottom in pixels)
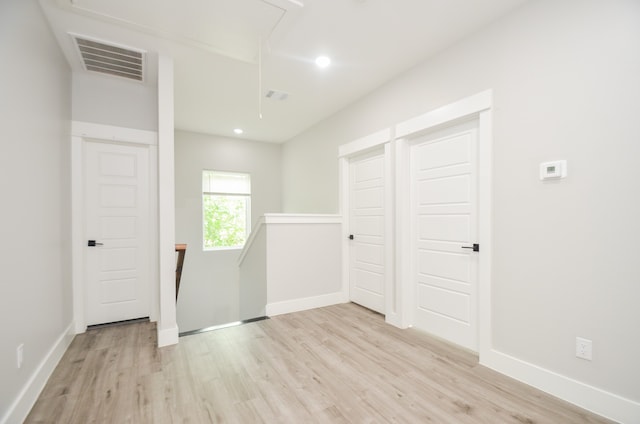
left=576, top=337, right=592, bottom=361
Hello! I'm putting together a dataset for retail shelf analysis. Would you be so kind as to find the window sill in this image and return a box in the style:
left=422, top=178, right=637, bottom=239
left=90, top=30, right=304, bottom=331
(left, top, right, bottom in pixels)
left=203, top=246, right=244, bottom=252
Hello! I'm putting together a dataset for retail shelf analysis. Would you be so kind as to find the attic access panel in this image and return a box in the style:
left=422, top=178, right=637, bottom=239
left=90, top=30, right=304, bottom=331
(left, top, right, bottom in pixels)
left=66, top=0, right=290, bottom=63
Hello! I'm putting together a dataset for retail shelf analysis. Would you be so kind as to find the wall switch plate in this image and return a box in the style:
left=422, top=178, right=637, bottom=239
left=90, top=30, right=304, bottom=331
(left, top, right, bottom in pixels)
left=17, top=344, right=24, bottom=369
left=576, top=337, right=592, bottom=360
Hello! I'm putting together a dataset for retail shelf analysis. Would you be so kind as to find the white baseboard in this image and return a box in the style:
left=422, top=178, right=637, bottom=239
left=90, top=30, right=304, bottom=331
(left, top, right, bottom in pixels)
left=1, top=322, right=75, bottom=424
left=384, top=312, right=407, bottom=329
left=481, top=348, right=640, bottom=424
left=157, top=325, right=179, bottom=347
left=266, top=292, right=347, bottom=316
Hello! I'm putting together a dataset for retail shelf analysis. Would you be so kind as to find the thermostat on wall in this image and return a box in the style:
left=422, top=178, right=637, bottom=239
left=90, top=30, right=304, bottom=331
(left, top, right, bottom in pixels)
left=540, top=160, right=567, bottom=180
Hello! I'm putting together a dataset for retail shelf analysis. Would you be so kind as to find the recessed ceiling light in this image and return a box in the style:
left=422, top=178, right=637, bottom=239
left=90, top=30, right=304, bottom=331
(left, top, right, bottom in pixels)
left=315, top=56, right=331, bottom=68
left=233, top=128, right=243, bottom=135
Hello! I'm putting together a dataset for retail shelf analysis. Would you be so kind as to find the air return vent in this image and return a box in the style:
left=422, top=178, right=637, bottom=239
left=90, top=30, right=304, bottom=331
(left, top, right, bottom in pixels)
left=71, top=34, right=145, bottom=82
left=265, top=89, right=289, bottom=101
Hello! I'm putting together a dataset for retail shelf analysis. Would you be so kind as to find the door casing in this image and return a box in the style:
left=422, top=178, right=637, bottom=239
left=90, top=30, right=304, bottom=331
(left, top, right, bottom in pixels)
left=340, top=129, right=397, bottom=325
left=339, top=90, right=493, bottom=357
left=71, top=122, right=159, bottom=334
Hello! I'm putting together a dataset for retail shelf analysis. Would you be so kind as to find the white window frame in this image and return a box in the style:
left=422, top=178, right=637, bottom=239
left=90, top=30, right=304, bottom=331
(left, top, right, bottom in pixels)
left=202, top=170, right=251, bottom=251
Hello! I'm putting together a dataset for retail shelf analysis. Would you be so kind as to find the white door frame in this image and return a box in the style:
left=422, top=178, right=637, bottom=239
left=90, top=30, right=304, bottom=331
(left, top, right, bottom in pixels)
left=338, top=90, right=493, bottom=356
left=338, top=128, right=400, bottom=327
left=395, top=90, right=493, bottom=357
left=71, top=121, right=159, bottom=334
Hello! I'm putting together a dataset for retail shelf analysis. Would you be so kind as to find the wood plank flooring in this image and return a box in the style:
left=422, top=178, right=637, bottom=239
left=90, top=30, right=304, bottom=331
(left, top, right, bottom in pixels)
left=26, top=303, right=614, bottom=423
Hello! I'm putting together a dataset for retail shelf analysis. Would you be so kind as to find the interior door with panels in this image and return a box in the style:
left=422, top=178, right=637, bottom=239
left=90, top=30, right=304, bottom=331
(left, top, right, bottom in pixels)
left=84, top=140, right=150, bottom=326
left=349, top=149, right=386, bottom=314
left=410, top=119, right=479, bottom=351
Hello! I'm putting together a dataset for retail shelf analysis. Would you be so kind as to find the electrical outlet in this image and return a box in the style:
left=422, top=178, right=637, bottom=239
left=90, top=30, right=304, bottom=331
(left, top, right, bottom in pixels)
left=16, top=344, right=24, bottom=369
left=576, top=337, right=592, bottom=361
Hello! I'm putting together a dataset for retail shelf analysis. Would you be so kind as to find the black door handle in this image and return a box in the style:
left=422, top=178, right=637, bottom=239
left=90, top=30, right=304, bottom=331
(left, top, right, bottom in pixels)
left=461, top=243, right=479, bottom=252
left=88, top=240, right=104, bottom=247
left=349, top=234, right=354, bottom=240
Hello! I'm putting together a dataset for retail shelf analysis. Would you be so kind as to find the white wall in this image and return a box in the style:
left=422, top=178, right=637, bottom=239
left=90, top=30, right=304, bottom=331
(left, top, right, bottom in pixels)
left=238, top=222, right=267, bottom=320
left=237, top=214, right=343, bottom=317
left=282, top=0, right=640, bottom=409
left=265, top=218, right=343, bottom=315
left=72, top=71, right=158, bottom=131
left=0, top=0, right=72, bottom=421
left=174, top=130, right=281, bottom=332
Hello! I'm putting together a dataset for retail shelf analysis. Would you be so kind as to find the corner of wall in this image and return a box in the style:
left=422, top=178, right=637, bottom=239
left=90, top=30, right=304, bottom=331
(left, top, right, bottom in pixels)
left=157, top=325, right=179, bottom=348
left=480, top=349, right=640, bottom=424
left=156, top=54, right=178, bottom=346
left=266, top=292, right=347, bottom=317
left=1, top=322, right=75, bottom=424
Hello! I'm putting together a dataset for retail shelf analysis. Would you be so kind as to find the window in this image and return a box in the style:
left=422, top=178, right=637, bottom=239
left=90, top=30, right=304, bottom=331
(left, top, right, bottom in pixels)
left=202, top=170, right=251, bottom=250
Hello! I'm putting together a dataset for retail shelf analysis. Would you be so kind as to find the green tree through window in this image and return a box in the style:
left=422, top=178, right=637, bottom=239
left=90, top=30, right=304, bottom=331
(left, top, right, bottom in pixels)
left=202, top=171, right=250, bottom=249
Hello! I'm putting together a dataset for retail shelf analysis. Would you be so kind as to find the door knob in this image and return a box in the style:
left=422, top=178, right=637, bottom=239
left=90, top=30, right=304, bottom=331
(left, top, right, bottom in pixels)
left=461, top=243, right=479, bottom=252
left=349, top=234, right=354, bottom=240
left=87, top=240, right=104, bottom=247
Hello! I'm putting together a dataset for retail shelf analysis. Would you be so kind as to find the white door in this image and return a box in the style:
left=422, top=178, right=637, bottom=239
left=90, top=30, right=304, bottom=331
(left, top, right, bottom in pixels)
left=84, top=141, right=150, bottom=326
left=410, top=120, right=478, bottom=351
left=349, top=149, right=385, bottom=314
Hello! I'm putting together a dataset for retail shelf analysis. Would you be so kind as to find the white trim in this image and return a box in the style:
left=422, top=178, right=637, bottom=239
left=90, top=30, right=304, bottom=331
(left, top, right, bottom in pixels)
left=382, top=142, right=399, bottom=328
left=72, top=121, right=157, bottom=145
left=70, top=123, right=160, bottom=335
left=157, top=325, right=180, bottom=347
left=266, top=292, right=347, bottom=316
left=156, top=55, right=178, bottom=347
left=477, top=109, right=493, bottom=359
left=481, top=349, right=640, bottom=424
left=237, top=216, right=266, bottom=266
left=395, top=90, right=492, bottom=139
left=0, top=323, right=75, bottom=424
left=71, top=136, right=84, bottom=334
left=394, top=137, right=412, bottom=329
left=148, top=145, right=159, bottom=322
left=338, top=127, right=392, bottom=158
left=263, top=213, right=342, bottom=224
left=339, top=158, right=350, bottom=303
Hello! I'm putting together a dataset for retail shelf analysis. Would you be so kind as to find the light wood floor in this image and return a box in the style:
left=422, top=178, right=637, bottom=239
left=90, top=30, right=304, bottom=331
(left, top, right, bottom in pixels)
left=26, top=303, right=613, bottom=423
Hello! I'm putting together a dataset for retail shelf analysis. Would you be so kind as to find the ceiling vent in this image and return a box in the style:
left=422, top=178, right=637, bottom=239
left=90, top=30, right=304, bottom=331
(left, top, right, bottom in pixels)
left=265, top=89, right=289, bottom=101
left=71, top=34, right=145, bottom=82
